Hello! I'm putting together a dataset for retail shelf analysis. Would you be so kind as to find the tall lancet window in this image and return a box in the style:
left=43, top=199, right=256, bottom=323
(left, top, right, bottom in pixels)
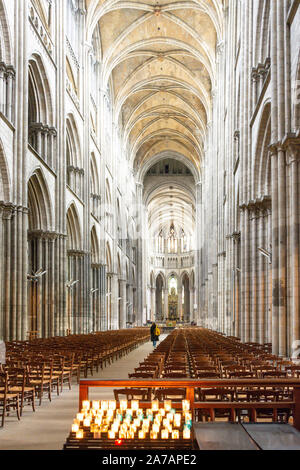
left=181, top=229, right=187, bottom=252
left=156, top=229, right=164, bottom=253
left=168, top=222, right=177, bottom=253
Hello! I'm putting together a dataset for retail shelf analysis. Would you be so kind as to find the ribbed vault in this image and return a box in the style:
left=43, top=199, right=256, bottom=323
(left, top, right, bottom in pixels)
left=86, top=0, right=223, bottom=174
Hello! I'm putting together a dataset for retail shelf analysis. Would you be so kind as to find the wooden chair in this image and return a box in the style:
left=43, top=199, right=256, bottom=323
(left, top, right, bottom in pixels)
left=7, top=367, right=35, bottom=415
left=154, top=388, right=186, bottom=401
left=114, top=388, right=152, bottom=402
left=0, top=372, right=20, bottom=427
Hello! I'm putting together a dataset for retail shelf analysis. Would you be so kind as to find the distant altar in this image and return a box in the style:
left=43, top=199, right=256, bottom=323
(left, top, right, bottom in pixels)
left=168, top=287, right=178, bottom=320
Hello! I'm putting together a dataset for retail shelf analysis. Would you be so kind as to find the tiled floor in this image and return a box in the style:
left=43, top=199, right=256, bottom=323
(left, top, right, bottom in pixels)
left=0, top=336, right=165, bottom=450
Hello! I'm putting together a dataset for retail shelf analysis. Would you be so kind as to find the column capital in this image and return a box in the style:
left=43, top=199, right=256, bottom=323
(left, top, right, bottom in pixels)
left=282, top=134, right=300, bottom=164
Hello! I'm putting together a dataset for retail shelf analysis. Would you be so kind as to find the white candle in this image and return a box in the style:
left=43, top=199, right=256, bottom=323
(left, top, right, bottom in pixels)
left=164, top=400, right=172, bottom=411
left=120, top=400, right=127, bottom=411
left=182, top=400, right=190, bottom=411
left=131, top=400, right=139, bottom=411
left=72, top=424, right=79, bottom=433
left=151, top=400, right=159, bottom=411
left=101, top=400, right=109, bottom=411
left=109, top=400, right=117, bottom=410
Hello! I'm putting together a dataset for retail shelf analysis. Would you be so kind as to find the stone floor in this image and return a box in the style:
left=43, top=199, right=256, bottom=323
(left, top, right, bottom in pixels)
left=0, top=336, right=165, bottom=450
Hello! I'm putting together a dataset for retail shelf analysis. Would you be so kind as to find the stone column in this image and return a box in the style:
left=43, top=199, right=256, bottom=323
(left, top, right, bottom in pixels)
left=177, top=288, right=182, bottom=321
left=257, top=204, right=266, bottom=344
left=249, top=203, right=258, bottom=342
left=164, top=288, right=168, bottom=320
left=150, top=287, right=155, bottom=322
left=111, top=273, right=119, bottom=330
left=119, top=279, right=127, bottom=330
left=270, top=145, right=279, bottom=354
left=0, top=63, right=6, bottom=115
left=284, top=139, right=300, bottom=353
left=5, top=66, right=15, bottom=122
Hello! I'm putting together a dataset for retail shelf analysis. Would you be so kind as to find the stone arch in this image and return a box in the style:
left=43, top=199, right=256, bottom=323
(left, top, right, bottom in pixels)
left=28, top=53, right=53, bottom=126
left=27, top=168, right=53, bottom=231
left=182, top=272, right=190, bottom=321
left=106, top=241, right=112, bottom=273
left=91, top=225, right=99, bottom=264
left=155, top=271, right=166, bottom=289
left=254, top=0, right=270, bottom=65
left=90, top=152, right=100, bottom=195
left=66, top=113, right=82, bottom=168
left=253, top=101, right=271, bottom=198
left=0, top=0, right=12, bottom=64
left=27, top=168, right=54, bottom=338
left=293, top=51, right=300, bottom=132
left=155, top=272, right=164, bottom=321
left=66, top=203, right=82, bottom=251
left=28, top=54, right=55, bottom=167
left=0, top=138, right=10, bottom=201
left=150, top=271, right=155, bottom=289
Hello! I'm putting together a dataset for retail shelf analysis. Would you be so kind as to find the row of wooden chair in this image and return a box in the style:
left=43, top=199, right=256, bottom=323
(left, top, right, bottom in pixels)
left=0, top=328, right=150, bottom=427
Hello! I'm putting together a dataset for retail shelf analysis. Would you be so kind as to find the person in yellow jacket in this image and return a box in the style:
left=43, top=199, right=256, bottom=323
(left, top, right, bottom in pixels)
left=150, top=322, right=160, bottom=348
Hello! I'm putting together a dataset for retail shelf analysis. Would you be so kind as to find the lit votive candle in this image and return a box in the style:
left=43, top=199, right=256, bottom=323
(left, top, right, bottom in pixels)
left=76, top=430, right=83, bottom=439
left=109, top=400, right=117, bottom=410
left=107, top=409, right=114, bottom=418
left=72, top=423, right=79, bottom=433
left=167, top=413, right=174, bottom=422
left=76, top=413, right=84, bottom=421
left=127, top=430, right=135, bottom=439
left=120, top=400, right=128, bottom=411
left=183, top=428, right=191, bottom=439
left=163, top=418, right=169, bottom=427
left=101, top=400, right=109, bottom=411
left=134, top=418, right=141, bottom=427
left=138, top=430, right=145, bottom=439
left=108, top=430, right=115, bottom=439
left=166, top=423, right=172, bottom=433
left=161, top=429, right=169, bottom=439
left=137, top=409, right=144, bottom=419
left=95, top=417, right=102, bottom=426
left=112, top=423, right=119, bottom=433
left=164, top=400, right=172, bottom=412
left=159, top=409, right=166, bottom=417
left=182, top=400, right=190, bottom=411
left=92, top=401, right=100, bottom=410
left=152, top=423, right=160, bottom=433
left=151, top=400, right=159, bottom=411
left=82, top=400, right=90, bottom=410
left=83, top=418, right=91, bottom=428
left=150, top=430, right=158, bottom=439
left=172, top=430, right=179, bottom=439
left=119, top=430, right=126, bottom=439
left=131, top=400, right=139, bottom=411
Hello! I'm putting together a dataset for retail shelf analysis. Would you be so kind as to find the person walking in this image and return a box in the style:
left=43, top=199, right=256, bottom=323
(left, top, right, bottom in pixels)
left=150, top=322, right=160, bottom=348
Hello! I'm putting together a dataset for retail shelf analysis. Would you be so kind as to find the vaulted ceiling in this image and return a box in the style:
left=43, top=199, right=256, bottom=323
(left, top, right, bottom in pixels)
left=86, top=1, right=223, bottom=238
left=86, top=1, right=224, bottom=175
